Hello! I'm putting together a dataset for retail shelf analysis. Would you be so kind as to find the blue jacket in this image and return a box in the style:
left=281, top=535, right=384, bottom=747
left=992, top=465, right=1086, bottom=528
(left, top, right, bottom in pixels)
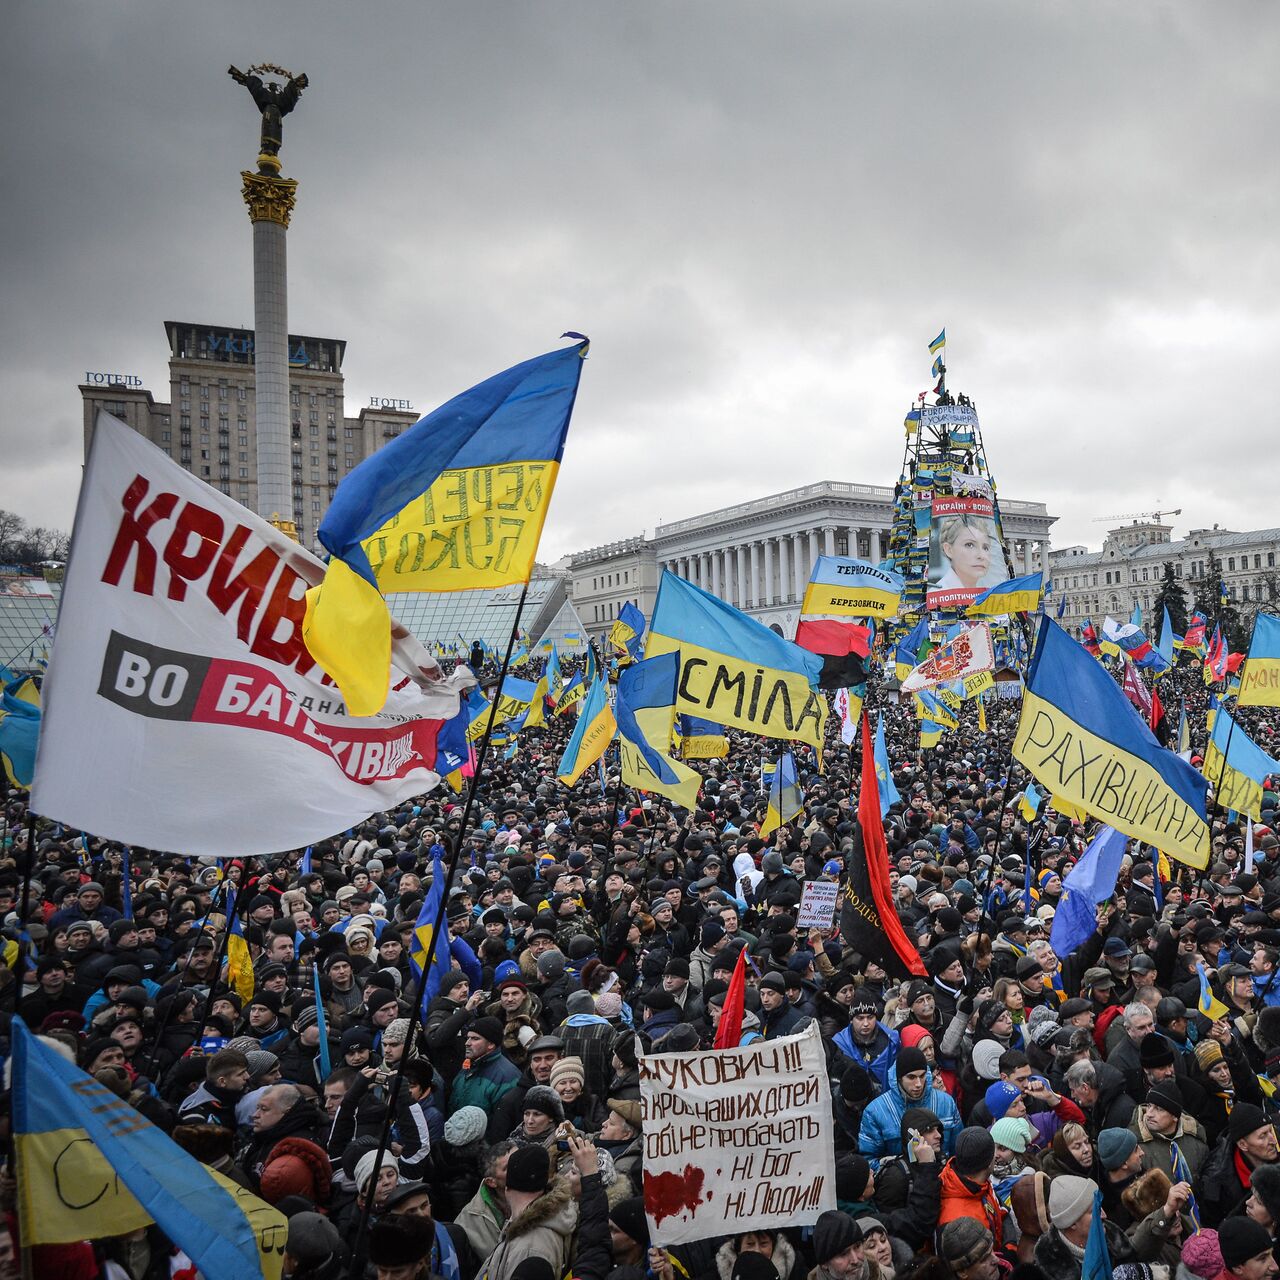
left=832, top=1022, right=899, bottom=1092
left=857, top=1065, right=962, bottom=1161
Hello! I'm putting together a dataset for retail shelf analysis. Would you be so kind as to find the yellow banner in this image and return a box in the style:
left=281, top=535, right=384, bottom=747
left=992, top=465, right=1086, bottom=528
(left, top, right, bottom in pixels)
left=1204, top=738, right=1265, bottom=820
left=1240, top=659, right=1280, bottom=708
left=646, top=632, right=827, bottom=757
left=681, top=736, right=728, bottom=760
left=17, top=1130, right=285, bottom=1277
left=801, top=582, right=899, bottom=619
left=963, top=670, right=994, bottom=698
left=365, top=460, right=559, bottom=592
left=1013, top=690, right=1209, bottom=868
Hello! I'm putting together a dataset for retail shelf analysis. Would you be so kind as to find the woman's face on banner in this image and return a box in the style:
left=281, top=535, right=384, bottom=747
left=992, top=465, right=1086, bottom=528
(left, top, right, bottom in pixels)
left=942, top=522, right=992, bottom=586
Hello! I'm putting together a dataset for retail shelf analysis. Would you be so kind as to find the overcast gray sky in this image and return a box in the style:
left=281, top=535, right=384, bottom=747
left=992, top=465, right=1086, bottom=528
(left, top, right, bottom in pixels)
left=5, top=2, right=1278, bottom=562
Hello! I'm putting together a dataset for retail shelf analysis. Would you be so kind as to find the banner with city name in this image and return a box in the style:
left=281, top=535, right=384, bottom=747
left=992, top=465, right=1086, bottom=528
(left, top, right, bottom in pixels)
left=639, top=1024, right=835, bottom=1246
left=31, top=414, right=474, bottom=856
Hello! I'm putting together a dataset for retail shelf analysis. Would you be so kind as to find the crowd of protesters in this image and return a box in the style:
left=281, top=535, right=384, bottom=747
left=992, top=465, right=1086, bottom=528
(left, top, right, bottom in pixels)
left=2, top=651, right=1280, bottom=1280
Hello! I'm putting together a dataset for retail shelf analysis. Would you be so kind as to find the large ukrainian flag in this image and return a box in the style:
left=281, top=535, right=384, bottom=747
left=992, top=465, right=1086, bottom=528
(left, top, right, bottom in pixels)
left=801, top=556, right=904, bottom=620
left=1204, top=708, right=1279, bottom=821
left=1014, top=616, right=1209, bottom=868
left=1239, top=614, right=1280, bottom=708
left=646, top=570, right=827, bottom=756
left=616, top=653, right=701, bottom=809
left=967, top=573, right=1043, bottom=617
left=304, top=338, right=588, bottom=716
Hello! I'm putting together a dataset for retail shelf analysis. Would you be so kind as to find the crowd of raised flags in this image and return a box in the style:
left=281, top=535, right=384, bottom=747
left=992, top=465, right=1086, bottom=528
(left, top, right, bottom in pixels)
left=3, top=329, right=1280, bottom=1277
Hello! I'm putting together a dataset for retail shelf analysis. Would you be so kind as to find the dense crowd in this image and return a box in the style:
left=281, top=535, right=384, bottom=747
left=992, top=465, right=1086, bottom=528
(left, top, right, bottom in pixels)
left=3, top=652, right=1280, bottom=1280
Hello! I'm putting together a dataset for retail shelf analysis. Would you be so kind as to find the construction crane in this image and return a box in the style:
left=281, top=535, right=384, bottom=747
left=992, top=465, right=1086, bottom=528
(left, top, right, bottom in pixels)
left=1092, top=508, right=1182, bottom=524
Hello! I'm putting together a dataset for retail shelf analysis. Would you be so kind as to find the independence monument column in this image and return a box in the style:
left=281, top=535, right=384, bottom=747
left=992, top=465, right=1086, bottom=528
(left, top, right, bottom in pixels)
left=229, top=62, right=308, bottom=539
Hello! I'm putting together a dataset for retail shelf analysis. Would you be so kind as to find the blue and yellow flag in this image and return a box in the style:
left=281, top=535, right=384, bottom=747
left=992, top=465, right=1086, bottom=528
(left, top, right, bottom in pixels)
left=12, top=1018, right=284, bottom=1275
left=303, top=338, right=588, bottom=715
left=1019, top=782, right=1043, bottom=823
left=1014, top=617, right=1209, bottom=868
left=556, top=677, right=616, bottom=787
left=545, top=642, right=562, bottom=703
left=894, top=617, right=929, bottom=682
left=224, top=892, right=255, bottom=1003
left=1240, top=614, right=1280, bottom=708
left=312, top=965, right=331, bottom=1080
left=873, top=712, right=901, bottom=816
left=522, top=674, right=550, bottom=729
left=678, top=714, right=729, bottom=759
left=1197, top=962, right=1229, bottom=1022
left=616, top=654, right=701, bottom=809
left=647, top=570, right=827, bottom=755
left=1205, top=708, right=1279, bottom=821
left=904, top=407, right=921, bottom=434
left=967, top=573, right=1043, bottom=617
left=609, top=602, right=647, bottom=662
left=437, top=703, right=472, bottom=792
left=1157, top=607, right=1177, bottom=670
left=928, top=329, right=946, bottom=355
left=802, top=556, right=904, bottom=620
left=759, top=750, right=803, bottom=839
left=555, top=670, right=585, bottom=716
left=0, top=667, right=40, bottom=789
left=411, top=853, right=453, bottom=1016
left=920, top=718, right=943, bottom=749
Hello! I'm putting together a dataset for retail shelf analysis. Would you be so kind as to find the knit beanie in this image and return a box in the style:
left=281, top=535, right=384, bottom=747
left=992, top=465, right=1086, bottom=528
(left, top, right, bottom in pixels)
left=469, top=1016, right=505, bottom=1048
left=1180, top=1230, right=1223, bottom=1280
left=732, top=1254, right=778, bottom=1280
left=1145, top=1079, right=1183, bottom=1118
left=984, top=1080, right=1021, bottom=1121
left=1221, top=1218, right=1274, bottom=1271
left=937, top=1219, right=991, bottom=1270
left=609, top=1196, right=650, bottom=1248
left=895, top=1046, right=928, bottom=1081
left=1097, top=1128, right=1138, bottom=1171
left=1228, top=1103, right=1271, bottom=1146
left=443, top=1105, right=488, bottom=1147
left=537, top=951, right=565, bottom=981
left=382, top=1018, right=414, bottom=1047
left=505, top=1144, right=550, bottom=1194
left=549, top=1057, right=585, bottom=1091
left=1195, top=1040, right=1226, bottom=1072
left=952, top=1127, right=995, bottom=1178
left=1048, top=1175, right=1094, bottom=1230
left=354, top=1149, right=397, bottom=1195
left=835, top=1154, right=872, bottom=1201
left=813, top=1210, right=861, bottom=1265
left=990, top=1116, right=1031, bottom=1154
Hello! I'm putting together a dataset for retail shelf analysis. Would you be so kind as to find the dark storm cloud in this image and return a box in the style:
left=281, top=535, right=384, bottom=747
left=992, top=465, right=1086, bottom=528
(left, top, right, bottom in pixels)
left=3, top=2, right=1278, bottom=559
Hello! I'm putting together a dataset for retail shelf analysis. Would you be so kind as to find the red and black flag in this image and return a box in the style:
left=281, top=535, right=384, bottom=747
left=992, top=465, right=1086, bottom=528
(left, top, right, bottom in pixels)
left=840, top=712, right=928, bottom=979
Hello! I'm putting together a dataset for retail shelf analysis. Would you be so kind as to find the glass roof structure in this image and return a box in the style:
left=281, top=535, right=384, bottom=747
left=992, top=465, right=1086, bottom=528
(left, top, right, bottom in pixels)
left=0, top=579, right=60, bottom=675
left=386, top=576, right=572, bottom=653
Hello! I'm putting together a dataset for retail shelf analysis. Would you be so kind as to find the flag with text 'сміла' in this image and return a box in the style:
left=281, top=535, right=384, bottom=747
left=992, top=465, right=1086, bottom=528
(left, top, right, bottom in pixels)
left=967, top=573, right=1043, bottom=617
left=1239, top=613, right=1280, bottom=708
left=12, top=1018, right=284, bottom=1275
left=556, top=677, right=616, bottom=787
left=1204, top=707, right=1280, bottom=821
left=645, top=570, right=827, bottom=757
left=303, top=339, right=588, bottom=716
left=801, top=557, right=903, bottom=621
left=615, top=654, right=701, bottom=810
left=1014, top=616, right=1209, bottom=868
left=759, top=750, right=803, bottom=839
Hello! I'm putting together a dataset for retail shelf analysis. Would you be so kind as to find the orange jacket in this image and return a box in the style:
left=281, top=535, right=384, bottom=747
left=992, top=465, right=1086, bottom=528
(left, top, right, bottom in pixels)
left=937, top=1160, right=1005, bottom=1251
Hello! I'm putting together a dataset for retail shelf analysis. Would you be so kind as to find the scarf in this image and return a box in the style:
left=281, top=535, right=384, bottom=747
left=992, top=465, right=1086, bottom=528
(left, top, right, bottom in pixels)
left=1234, top=1147, right=1256, bottom=1191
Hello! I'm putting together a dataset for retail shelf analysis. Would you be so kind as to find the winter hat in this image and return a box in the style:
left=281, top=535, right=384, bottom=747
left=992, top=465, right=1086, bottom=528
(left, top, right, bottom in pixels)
left=549, top=1057, right=585, bottom=1091
left=1228, top=1103, right=1270, bottom=1145
left=1009, top=1171, right=1051, bottom=1237
left=566, top=990, right=597, bottom=1015
left=895, top=1046, right=928, bottom=1081
left=259, top=1138, right=333, bottom=1206
left=1249, top=1163, right=1280, bottom=1227
left=1138, top=1034, right=1175, bottom=1068
left=354, top=1149, right=398, bottom=1195
left=522, top=1085, right=565, bottom=1123
left=443, top=1105, right=488, bottom=1147
left=285, top=1211, right=343, bottom=1264
left=990, top=1117, right=1032, bottom=1154
left=364, top=988, right=397, bottom=1016
left=368, top=1215, right=434, bottom=1268
left=835, top=1154, right=872, bottom=1201
left=1048, top=1175, right=1095, bottom=1229
left=952, top=1127, right=996, bottom=1178
left=1181, top=1231, right=1224, bottom=1280
left=1195, top=1040, right=1226, bottom=1072
left=505, top=1144, right=551, bottom=1194
left=610, top=1197, right=650, bottom=1249
left=341, top=1027, right=374, bottom=1053
left=245, top=1050, right=280, bottom=1080
left=292, top=1005, right=319, bottom=1035
left=1145, top=1079, right=1183, bottom=1118
left=1097, top=1128, right=1138, bottom=1171
left=813, top=1210, right=862, bottom=1265
left=596, top=991, right=623, bottom=1020
left=840, top=1064, right=873, bottom=1105
left=937, top=1219, right=991, bottom=1271
left=732, top=1254, right=778, bottom=1280
left=1120, top=1168, right=1171, bottom=1222
left=700, top=921, right=725, bottom=946
left=469, top=1016, right=505, bottom=1048
left=382, top=1018, right=414, bottom=1047
left=984, top=1081, right=1021, bottom=1121
left=536, top=950, right=565, bottom=980
left=971, top=1039, right=1004, bottom=1082
left=1221, top=1218, right=1275, bottom=1271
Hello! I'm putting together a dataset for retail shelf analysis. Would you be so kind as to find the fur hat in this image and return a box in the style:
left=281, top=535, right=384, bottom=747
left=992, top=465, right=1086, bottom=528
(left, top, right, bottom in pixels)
left=1120, top=1168, right=1170, bottom=1223
left=1254, top=1005, right=1280, bottom=1056
left=1009, top=1170, right=1051, bottom=1237
left=522, top=1085, right=565, bottom=1123
left=368, top=1215, right=433, bottom=1268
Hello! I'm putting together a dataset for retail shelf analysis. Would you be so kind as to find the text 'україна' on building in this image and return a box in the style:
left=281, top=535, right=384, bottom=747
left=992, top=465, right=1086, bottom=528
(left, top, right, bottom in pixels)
left=567, top=480, right=1057, bottom=643
left=79, top=321, right=420, bottom=553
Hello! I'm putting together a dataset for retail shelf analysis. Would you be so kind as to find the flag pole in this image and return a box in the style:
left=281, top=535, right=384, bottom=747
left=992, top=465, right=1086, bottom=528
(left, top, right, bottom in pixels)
left=1211, top=614, right=1254, bottom=813
left=11, top=812, right=36, bottom=1017
left=347, top=580, right=531, bottom=1278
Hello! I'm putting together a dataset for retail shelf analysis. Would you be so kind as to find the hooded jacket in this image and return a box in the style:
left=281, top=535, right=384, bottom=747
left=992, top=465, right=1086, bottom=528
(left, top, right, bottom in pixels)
left=479, top=1176, right=578, bottom=1280
left=832, top=1022, right=900, bottom=1092
left=858, top=1065, right=962, bottom=1159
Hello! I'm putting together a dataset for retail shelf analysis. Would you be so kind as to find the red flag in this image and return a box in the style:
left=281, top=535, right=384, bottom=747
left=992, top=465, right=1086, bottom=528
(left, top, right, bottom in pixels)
left=714, top=945, right=748, bottom=1049
left=840, top=713, right=927, bottom=978
left=1121, top=657, right=1152, bottom=719
left=794, top=618, right=872, bottom=658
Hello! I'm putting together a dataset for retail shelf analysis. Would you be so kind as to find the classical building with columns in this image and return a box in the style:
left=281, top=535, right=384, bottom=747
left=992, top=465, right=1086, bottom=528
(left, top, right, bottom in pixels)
left=569, top=479, right=1055, bottom=640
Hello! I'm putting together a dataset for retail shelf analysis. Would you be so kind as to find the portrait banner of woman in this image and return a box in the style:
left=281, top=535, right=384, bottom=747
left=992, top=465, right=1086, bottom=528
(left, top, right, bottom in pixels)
left=927, top=495, right=1006, bottom=609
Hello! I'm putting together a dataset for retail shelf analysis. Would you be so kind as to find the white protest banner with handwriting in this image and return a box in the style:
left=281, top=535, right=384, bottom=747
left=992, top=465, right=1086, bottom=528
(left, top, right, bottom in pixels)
left=796, top=881, right=839, bottom=930
left=639, top=1023, right=835, bottom=1245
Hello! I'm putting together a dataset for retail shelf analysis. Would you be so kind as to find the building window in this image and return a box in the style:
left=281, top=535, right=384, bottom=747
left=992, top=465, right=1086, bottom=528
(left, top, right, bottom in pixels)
left=238, top=452, right=247, bottom=462
left=239, top=468, right=248, bottom=478
left=344, top=427, right=354, bottom=438
left=239, top=435, right=248, bottom=447
left=180, top=415, right=190, bottom=429
left=1243, top=585, right=1250, bottom=601
left=310, top=424, right=319, bottom=436
left=1270, top=553, right=1276, bottom=568
left=161, top=431, right=171, bottom=442
left=238, top=386, right=247, bottom=401
left=200, top=449, right=209, bottom=460
left=200, top=416, right=209, bottom=431
left=1229, top=557, right=1236, bottom=571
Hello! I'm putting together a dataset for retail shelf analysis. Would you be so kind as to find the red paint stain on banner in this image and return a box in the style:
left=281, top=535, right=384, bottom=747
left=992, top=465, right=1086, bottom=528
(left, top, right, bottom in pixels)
left=644, top=1165, right=706, bottom=1226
